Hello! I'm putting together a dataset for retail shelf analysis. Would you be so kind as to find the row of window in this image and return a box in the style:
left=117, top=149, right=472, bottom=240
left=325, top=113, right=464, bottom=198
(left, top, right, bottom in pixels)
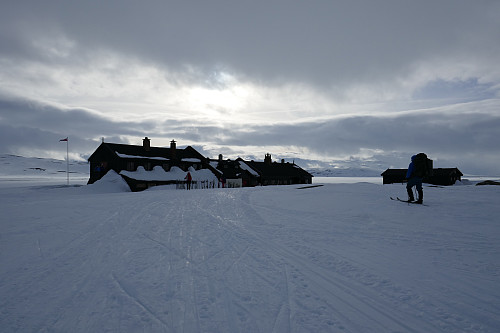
left=125, top=161, right=202, bottom=172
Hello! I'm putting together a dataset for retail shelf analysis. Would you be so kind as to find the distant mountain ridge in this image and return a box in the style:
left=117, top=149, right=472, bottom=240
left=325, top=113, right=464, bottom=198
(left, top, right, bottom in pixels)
left=0, top=154, right=382, bottom=182
left=308, top=167, right=382, bottom=177
left=0, top=153, right=385, bottom=180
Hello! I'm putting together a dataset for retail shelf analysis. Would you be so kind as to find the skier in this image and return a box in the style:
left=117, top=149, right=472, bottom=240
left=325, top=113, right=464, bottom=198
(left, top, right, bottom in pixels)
left=185, top=171, right=192, bottom=190
left=405, top=153, right=428, bottom=204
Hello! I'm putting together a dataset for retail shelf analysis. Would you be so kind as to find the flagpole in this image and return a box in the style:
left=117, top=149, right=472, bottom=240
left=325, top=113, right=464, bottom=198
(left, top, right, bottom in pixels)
left=60, top=137, right=69, bottom=186
left=66, top=137, right=69, bottom=186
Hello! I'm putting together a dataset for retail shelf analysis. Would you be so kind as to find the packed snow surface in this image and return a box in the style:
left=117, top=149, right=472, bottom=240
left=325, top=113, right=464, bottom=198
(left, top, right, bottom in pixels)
left=1, top=177, right=499, bottom=332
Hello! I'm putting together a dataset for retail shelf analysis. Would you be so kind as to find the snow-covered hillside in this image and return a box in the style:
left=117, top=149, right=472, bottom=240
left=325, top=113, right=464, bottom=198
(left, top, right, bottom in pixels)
left=1, top=170, right=499, bottom=332
left=0, top=154, right=88, bottom=184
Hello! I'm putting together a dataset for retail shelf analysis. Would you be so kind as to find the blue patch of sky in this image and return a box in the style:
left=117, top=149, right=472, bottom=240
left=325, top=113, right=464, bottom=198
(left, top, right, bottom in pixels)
left=412, top=78, right=496, bottom=102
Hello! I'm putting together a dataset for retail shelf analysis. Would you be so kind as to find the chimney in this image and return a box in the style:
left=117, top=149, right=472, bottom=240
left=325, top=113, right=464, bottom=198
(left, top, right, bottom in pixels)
left=170, top=140, right=176, bottom=158
left=143, top=137, right=151, bottom=151
left=264, top=153, right=272, bottom=165
left=281, top=159, right=285, bottom=164
left=218, top=154, right=223, bottom=162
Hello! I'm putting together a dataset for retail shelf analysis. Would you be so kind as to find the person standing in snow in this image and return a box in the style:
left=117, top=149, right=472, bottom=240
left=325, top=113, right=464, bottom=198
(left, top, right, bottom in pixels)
left=185, top=171, right=192, bottom=190
left=405, top=153, right=429, bottom=204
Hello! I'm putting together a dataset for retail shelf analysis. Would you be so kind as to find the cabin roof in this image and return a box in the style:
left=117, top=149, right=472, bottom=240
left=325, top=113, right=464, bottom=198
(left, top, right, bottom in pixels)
left=381, top=167, right=463, bottom=176
left=381, top=169, right=406, bottom=176
left=431, top=168, right=463, bottom=176
left=242, top=159, right=313, bottom=179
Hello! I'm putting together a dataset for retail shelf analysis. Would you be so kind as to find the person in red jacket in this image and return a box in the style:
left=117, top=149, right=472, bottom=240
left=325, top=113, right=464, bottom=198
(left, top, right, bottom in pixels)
left=185, top=172, right=192, bottom=190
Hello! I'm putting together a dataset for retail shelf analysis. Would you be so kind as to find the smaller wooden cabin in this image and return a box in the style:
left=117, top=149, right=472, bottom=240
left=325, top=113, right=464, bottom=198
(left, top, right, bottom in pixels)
left=242, top=154, right=313, bottom=186
left=381, top=169, right=407, bottom=185
left=208, top=153, right=313, bottom=187
left=213, top=157, right=260, bottom=187
left=381, top=167, right=463, bottom=186
left=428, top=168, right=463, bottom=186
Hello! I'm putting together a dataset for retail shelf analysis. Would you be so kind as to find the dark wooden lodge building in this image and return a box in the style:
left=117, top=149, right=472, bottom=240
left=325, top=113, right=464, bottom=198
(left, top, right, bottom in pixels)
left=87, top=137, right=219, bottom=190
left=88, top=137, right=313, bottom=190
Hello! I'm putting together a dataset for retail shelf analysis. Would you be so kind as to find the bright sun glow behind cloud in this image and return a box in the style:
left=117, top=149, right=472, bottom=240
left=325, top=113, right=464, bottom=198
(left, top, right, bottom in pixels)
left=0, top=50, right=349, bottom=126
left=185, top=82, right=251, bottom=120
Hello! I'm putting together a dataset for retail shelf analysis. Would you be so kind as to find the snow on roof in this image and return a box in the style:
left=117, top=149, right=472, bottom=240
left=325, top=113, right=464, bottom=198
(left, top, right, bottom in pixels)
left=187, top=167, right=219, bottom=181
left=120, top=166, right=218, bottom=182
left=238, top=161, right=259, bottom=176
left=181, top=158, right=201, bottom=163
left=115, top=152, right=169, bottom=161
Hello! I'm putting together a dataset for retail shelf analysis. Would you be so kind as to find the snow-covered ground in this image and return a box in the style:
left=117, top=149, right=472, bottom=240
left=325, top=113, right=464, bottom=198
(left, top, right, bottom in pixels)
left=1, top=157, right=500, bottom=332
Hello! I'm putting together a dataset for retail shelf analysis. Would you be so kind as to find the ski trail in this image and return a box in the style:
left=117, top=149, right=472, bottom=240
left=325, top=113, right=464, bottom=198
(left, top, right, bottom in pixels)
left=271, top=264, right=292, bottom=333
left=142, top=233, right=192, bottom=264
left=276, top=245, right=431, bottom=332
left=37, top=238, right=44, bottom=258
left=245, top=188, right=486, bottom=332
left=223, top=245, right=250, bottom=274
left=209, top=189, right=443, bottom=332
left=111, top=273, right=169, bottom=331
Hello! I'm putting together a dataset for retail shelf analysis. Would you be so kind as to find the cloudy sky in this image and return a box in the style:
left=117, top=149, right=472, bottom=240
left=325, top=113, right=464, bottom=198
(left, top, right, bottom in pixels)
left=1, top=1, right=499, bottom=175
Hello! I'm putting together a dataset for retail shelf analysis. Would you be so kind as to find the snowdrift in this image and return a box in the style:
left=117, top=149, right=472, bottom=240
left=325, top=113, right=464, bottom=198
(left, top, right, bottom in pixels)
left=82, top=170, right=131, bottom=193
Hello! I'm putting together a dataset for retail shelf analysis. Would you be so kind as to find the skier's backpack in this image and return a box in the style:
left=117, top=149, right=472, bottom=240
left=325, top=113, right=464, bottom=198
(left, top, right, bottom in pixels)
left=413, top=153, right=433, bottom=178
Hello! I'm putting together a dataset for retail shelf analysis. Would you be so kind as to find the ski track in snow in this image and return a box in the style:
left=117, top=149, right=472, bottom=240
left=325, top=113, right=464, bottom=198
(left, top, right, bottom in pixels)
left=0, top=181, right=499, bottom=332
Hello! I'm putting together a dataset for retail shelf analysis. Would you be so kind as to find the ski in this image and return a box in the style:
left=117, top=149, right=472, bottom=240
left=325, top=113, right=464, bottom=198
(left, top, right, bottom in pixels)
left=390, top=197, right=428, bottom=206
left=390, top=196, right=410, bottom=203
left=297, top=184, right=324, bottom=190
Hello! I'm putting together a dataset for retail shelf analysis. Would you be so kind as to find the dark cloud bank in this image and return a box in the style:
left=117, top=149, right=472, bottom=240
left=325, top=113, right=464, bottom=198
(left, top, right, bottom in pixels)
left=1, top=94, right=499, bottom=175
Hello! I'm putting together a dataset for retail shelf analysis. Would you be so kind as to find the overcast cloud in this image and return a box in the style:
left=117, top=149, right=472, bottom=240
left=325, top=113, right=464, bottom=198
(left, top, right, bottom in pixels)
left=1, top=1, right=499, bottom=175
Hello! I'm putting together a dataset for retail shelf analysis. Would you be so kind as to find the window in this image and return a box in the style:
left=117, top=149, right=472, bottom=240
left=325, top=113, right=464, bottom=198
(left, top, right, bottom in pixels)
left=127, top=162, right=135, bottom=171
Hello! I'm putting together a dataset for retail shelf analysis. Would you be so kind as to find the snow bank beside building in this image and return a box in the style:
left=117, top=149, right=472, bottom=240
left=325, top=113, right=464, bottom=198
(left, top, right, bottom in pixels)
left=120, top=166, right=218, bottom=183
left=83, top=170, right=131, bottom=193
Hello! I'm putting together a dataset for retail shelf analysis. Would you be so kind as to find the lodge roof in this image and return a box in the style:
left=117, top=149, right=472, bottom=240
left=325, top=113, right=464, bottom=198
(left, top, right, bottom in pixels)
left=88, top=142, right=204, bottom=162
